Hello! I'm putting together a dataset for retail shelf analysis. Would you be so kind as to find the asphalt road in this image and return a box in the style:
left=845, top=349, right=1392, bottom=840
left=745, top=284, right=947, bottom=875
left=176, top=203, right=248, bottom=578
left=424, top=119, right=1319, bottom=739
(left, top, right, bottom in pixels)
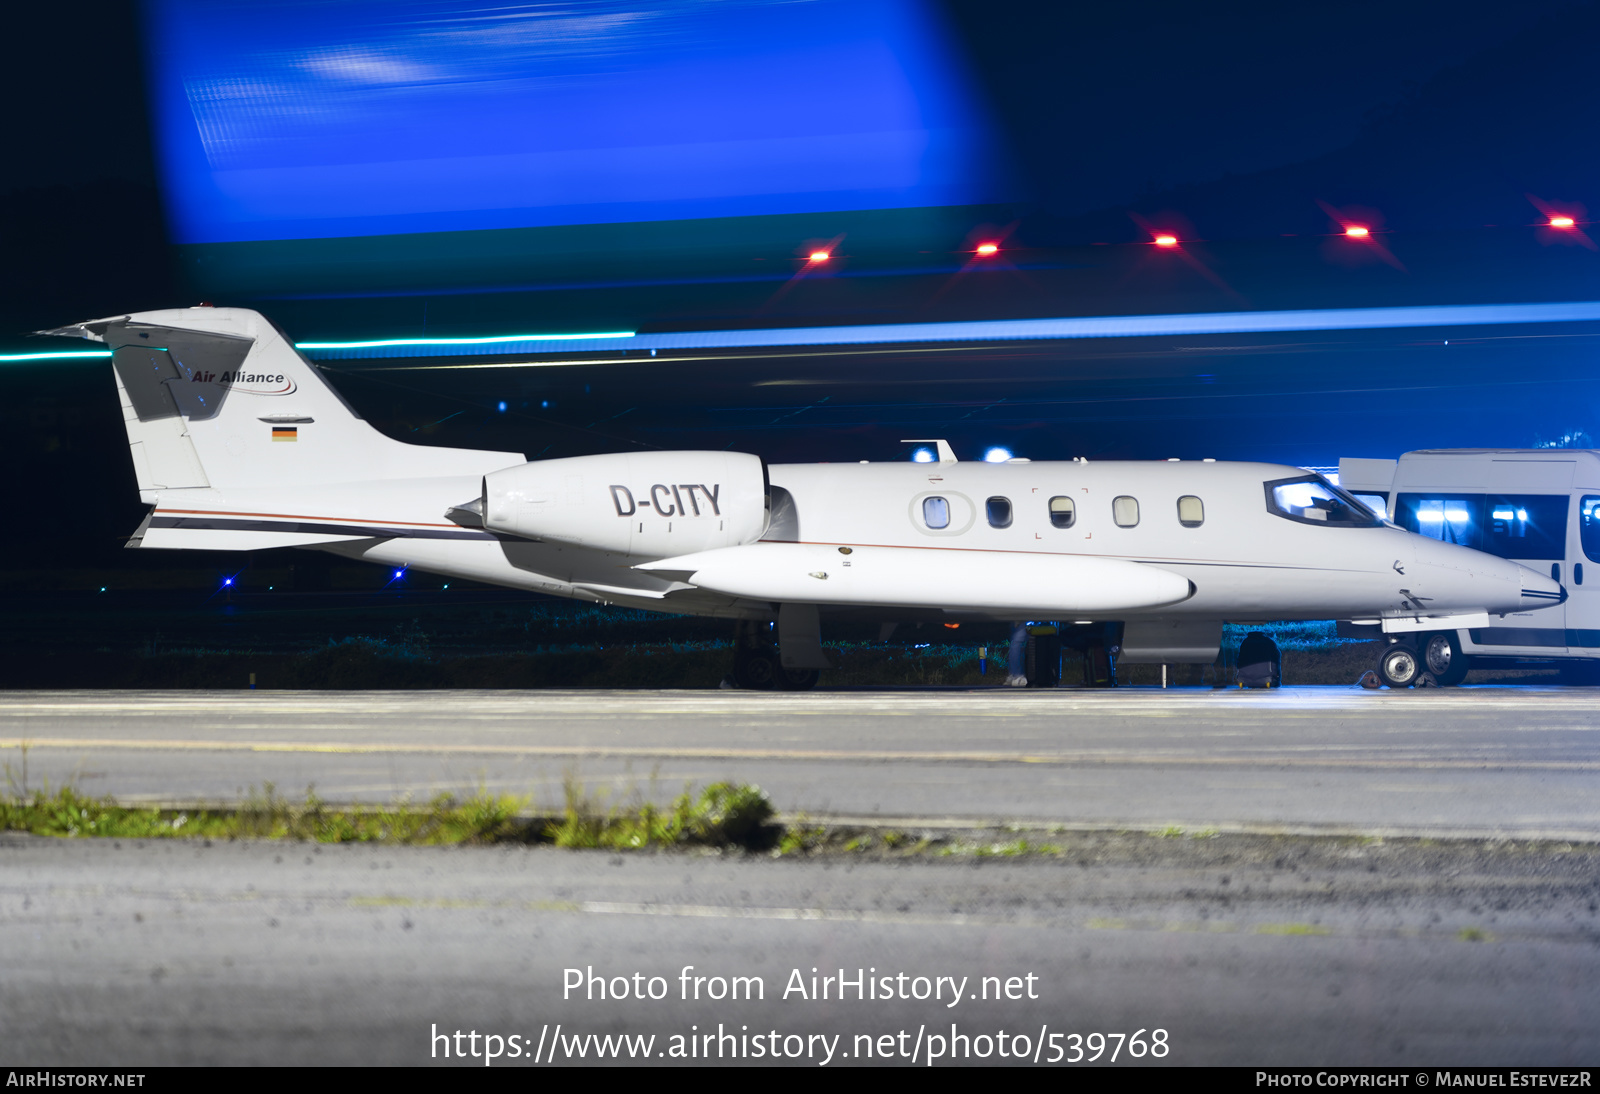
left=4, top=834, right=1596, bottom=1066
left=2, top=687, right=1598, bottom=838
left=5, top=687, right=1599, bottom=1067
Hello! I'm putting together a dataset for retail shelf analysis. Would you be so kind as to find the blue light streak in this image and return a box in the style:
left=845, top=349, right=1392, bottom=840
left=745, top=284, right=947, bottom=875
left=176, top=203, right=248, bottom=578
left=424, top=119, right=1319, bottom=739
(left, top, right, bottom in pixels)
left=302, top=300, right=1600, bottom=361
left=0, top=351, right=112, bottom=361
left=295, top=331, right=633, bottom=350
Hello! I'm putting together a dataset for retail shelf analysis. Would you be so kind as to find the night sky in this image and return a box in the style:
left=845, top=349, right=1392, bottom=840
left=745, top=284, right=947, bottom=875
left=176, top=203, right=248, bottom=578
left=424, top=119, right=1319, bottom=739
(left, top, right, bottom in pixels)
left=5, top=0, right=1600, bottom=584
left=0, top=2, right=1571, bottom=214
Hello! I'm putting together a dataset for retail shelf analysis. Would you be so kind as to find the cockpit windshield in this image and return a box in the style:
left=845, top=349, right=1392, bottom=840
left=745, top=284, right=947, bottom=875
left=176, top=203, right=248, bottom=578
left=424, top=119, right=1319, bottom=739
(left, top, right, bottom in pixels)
left=1264, top=475, right=1382, bottom=527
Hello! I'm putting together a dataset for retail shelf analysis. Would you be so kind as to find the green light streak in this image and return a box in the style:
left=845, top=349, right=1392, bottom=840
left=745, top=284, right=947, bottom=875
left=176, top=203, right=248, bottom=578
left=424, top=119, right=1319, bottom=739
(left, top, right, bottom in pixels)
left=294, top=331, right=635, bottom=349
left=0, top=351, right=113, bottom=361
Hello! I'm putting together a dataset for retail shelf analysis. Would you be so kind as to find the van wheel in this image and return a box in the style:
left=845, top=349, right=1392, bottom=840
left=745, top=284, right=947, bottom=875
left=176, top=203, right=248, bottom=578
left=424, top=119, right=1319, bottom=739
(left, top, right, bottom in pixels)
left=1423, top=633, right=1470, bottom=686
left=1377, top=644, right=1421, bottom=688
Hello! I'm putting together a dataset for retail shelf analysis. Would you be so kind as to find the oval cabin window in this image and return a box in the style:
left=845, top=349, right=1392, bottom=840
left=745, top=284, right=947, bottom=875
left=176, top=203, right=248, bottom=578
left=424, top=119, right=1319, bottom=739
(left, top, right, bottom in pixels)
left=1113, top=496, right=1140, bottom=527
left=1177, top=495, right=1204, bottom=527
left=986, top=496, right=1013, bottom=528
left=1048, top=496, right=1075, bottom=528
left=923, top=496, right=950, bottom=530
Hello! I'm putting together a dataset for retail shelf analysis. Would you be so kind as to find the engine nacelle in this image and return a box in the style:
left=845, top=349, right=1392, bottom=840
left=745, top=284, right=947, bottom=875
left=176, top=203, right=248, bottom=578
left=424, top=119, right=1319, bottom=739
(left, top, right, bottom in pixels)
left=482, top=451, right=768, bottom=558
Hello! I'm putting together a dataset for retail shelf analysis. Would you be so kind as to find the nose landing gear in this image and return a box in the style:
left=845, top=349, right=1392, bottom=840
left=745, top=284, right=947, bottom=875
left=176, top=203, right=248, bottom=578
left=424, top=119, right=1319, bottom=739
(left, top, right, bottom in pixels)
left=1376, top=641, right=1421, bottom=688
left=1376, top=632, right=1470, bottom=688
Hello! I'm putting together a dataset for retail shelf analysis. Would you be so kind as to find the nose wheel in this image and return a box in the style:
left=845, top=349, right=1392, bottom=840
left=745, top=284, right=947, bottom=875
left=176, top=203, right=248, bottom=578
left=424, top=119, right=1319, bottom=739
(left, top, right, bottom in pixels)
left=1376, top=642, right=1421, bottom=688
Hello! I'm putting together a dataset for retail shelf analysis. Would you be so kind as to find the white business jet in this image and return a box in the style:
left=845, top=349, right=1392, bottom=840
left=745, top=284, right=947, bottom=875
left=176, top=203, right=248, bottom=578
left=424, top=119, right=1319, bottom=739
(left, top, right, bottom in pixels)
left=47, top=307, right=1563, bottom=689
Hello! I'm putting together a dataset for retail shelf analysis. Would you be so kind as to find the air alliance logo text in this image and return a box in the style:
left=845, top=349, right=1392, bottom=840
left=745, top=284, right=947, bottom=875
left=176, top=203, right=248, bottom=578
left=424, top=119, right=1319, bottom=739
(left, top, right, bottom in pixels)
left=187, top=370, right=297, bottom=395
left=610, top=484, right=722, bottom=518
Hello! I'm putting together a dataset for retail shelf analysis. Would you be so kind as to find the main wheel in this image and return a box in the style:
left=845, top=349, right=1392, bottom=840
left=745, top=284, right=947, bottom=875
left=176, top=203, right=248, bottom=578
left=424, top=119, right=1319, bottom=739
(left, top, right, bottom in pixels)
left=1377, top=643, right=1421, bottom=688
left=732, top=650, right=780, bottom=690
left=1422, top=632, right=1470, bottom=686
left=775, top=666, right=820, bottom=691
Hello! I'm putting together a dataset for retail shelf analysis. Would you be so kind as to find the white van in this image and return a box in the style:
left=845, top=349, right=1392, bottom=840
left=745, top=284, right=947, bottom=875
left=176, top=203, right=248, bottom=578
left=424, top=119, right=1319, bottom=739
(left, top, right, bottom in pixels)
left=1338, top=449, right=1600, bottom=685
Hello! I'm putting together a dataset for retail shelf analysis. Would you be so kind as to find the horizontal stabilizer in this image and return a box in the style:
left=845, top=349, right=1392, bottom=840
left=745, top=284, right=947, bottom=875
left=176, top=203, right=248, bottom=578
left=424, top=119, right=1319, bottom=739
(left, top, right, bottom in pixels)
left=134, top=522, right=369, bottom=552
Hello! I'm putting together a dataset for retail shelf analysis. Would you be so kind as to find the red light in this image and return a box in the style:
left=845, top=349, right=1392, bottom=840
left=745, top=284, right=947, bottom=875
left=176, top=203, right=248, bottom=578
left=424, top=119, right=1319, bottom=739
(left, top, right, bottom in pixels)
left=1345, top=225, right=1370, bottom=238
left=1550, top=215, right=1577, bottom=229
left=1154, top=235, right=1178, bottom=248
left=975, top=242, right=999, bottom=256
left=808, top=250, right=830, bottom=262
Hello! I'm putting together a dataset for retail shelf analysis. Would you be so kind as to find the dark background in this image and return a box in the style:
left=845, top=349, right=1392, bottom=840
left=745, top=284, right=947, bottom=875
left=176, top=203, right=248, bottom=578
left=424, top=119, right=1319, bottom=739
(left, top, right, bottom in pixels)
left=6, top=0, right=1600, bottom=605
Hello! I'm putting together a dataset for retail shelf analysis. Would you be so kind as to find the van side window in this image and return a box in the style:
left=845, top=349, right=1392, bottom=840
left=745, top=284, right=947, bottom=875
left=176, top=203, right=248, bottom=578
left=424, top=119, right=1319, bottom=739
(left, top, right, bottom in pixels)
left=1395, top=495, right=1479, bottom=546
left=1048, top=496, right=1075, bottom=528
left=1177, top=496, right=1204, bottom=527
left=986, top=496, right=1013, bottom=529
left=923, top=496, right=950, bottom=530
left=1113, top=496, right=1139, bottom=527
left=1582, top=497, right=1600, bottom=563
left=1396, top=493, right=1568, bottom=559
left=1482, top=495, right=1568, bottom=560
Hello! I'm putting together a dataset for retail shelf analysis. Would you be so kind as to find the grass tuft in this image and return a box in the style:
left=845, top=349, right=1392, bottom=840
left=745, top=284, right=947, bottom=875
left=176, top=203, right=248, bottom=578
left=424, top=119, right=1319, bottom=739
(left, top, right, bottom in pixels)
left=773, top=816, right=827, bottom=856
left=0, top=778, right=777, bottom=851
left=0, top=784, right=530, bottom=844
left=546, top=775, right=778, bottom=851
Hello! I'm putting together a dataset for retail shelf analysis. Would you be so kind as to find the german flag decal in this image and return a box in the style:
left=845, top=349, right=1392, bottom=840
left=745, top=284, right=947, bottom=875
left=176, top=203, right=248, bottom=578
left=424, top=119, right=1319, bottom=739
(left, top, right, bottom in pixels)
left=271, top=426, right=298, bottom=442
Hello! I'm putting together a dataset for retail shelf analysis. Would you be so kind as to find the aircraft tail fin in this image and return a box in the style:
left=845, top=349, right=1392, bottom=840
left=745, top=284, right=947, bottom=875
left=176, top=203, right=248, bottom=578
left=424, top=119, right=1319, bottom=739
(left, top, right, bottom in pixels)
left=43, top=307, right=523, bottom=497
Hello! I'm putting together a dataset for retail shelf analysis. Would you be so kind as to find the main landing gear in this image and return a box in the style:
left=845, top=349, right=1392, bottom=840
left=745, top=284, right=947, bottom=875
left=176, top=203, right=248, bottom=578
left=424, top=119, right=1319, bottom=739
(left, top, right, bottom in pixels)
left=730, top=620, right=820, bottom=691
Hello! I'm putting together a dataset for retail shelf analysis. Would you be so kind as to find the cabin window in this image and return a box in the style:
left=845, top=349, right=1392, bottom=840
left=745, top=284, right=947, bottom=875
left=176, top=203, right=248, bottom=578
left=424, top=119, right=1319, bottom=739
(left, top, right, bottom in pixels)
left=1177, top=495, right=1204, bottom=527
left=1583, top=497, right=1600, bottom=563
left=986, top=496, right=1013, bottom=529
left=922, top=496, right=950, bottom=530
left=1113, top=496, right=1139, bottom=527
left=1048, top=496, right=1075, bottom=528
left=1266, top=475, right=1382, bottom=527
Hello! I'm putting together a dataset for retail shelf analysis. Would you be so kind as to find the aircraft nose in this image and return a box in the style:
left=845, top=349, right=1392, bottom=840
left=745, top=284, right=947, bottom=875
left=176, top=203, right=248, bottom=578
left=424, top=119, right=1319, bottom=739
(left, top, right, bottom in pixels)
left=1517, top=564, right=1567, bottom=611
